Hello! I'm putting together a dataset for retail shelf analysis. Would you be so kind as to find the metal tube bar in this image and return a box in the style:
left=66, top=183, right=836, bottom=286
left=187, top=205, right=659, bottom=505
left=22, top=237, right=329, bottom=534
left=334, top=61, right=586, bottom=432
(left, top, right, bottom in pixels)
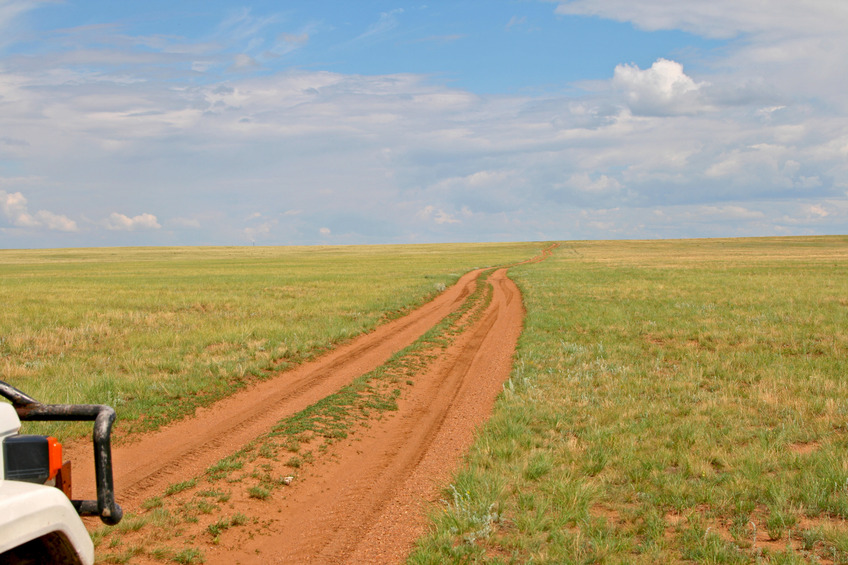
left=1, top=380, right=123, bottom=525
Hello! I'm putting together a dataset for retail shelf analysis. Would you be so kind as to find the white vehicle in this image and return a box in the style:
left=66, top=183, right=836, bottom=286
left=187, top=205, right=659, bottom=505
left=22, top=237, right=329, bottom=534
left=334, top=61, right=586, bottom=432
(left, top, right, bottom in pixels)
left=0, top=381, right=122, bottom=564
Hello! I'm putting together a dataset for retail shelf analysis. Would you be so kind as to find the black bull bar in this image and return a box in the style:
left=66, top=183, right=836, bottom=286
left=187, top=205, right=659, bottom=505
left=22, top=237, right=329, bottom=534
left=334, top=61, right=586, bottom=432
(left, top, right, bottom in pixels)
left=1, top=379, right=123, bottom=525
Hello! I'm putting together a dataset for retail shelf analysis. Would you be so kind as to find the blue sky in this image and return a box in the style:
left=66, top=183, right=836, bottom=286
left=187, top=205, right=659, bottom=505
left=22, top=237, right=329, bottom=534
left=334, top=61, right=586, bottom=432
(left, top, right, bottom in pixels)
left=1, top=1, right=846, bottom=248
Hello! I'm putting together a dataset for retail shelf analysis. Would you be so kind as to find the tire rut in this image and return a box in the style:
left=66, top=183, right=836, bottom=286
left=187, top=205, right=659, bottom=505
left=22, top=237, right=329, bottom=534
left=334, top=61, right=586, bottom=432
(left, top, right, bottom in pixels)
left=78, top=244, right=557, bottom=564
left=206, top=267, right=526, bottom=564
left=70, top=268, right=483, bottom=508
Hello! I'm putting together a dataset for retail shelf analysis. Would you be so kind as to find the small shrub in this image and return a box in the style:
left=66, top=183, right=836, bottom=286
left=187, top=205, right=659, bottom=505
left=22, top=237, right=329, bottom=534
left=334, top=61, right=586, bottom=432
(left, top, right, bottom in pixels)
left=248, top=485, right=271, bottom=500
left=165, top=478, right=197, bottom=497
left=173, top=547, right=204, bottom=564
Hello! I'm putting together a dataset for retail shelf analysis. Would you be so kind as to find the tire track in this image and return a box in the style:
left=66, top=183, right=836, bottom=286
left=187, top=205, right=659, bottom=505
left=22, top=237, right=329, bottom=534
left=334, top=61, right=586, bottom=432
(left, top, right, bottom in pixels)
left=206, top=267, right=527, bottom=564
left=70, top=268, right=484, bottom=507
left=76, top=244, right=556, bottom=563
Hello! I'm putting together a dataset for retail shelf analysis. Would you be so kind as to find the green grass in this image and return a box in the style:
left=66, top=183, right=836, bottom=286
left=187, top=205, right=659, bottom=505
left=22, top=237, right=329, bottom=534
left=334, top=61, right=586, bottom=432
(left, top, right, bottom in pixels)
left=247, top=485, right=271, bottom=500
left=8, top=236, right=846, bottom=562
left=207, top=513, right=247, bottom=538
left=164, top=479, right=197, bottom=497
left=0, top=243, right=539, bottom=437
left=172, top=548, right=204, bottom=564
left=409, top=236, right=848, bottom=564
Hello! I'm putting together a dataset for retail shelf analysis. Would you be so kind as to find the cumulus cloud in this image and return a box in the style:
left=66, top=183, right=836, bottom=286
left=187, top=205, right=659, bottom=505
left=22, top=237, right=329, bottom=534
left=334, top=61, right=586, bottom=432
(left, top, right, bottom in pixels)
left=806, top=204, right=829, bottom=218
left=104, top=212, right=161, bottom=231
left=431, top=170, right=515, bottom=192
left=418, top=205, right=460, bottom=225
left=782, top=200, right=848, bottom=228
left=4, top=49, right=846, bottom=245
left=565, top=173, right=623, bottom=193
left=613, top=58, right=708, bottom=115
left=244, top=221, right=275, bottom=242
left=0, top=190, right=78, bottom=231
left=555, top=0, right=848, bottom=110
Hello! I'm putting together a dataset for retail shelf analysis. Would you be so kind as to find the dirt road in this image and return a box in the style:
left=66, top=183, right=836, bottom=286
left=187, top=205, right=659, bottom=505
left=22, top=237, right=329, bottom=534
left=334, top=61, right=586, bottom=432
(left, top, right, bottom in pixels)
left=73, top=245, right=555, bottom=563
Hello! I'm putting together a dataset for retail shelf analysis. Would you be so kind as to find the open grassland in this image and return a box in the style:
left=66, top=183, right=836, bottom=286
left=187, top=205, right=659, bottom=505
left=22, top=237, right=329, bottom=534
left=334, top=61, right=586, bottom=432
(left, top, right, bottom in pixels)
left=0, top=242, right=539, bottom=437
left=411, top=236, right=848, bottom=564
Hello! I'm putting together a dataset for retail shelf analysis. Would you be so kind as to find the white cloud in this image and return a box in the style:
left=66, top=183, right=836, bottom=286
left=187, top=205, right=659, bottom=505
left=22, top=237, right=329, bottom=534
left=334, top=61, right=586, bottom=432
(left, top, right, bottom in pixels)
left=555, top=0, right=848, bottom=110
left=692, top=205, right=765, bottom=220
left=357, top=9, right=404, bottom=41
left=104, top=212, right=161, bottom=231
left=33, top=210, right=78, bottom=232
left=565, top=173, right=623, bottom=193
left=506, top=16, right=527, bottom=30
left=271, top=30, right=311, bottom=57
left=418, top=205, right=460, bottom=225
left=319, top=227, right=331, bottom=235
left=435, top=210, right=459, bottom=224
left=430, top=170, right=518, bottom=194
left=5, top=52, right=846, bottom=245
left=244, top=220, right=276, bottom=242
left=778, top=200, right=846, bottom=227
left=0, top=190, right=78, bottom=231
left=807, top=204, right=829, bottom=218
left=613, top=59, right=708, bottom=115
left=217, top=7, right=282, bottom=44
left=552, top=0, right=848, bottom=39
left=230, top=54, right=259, bottom=71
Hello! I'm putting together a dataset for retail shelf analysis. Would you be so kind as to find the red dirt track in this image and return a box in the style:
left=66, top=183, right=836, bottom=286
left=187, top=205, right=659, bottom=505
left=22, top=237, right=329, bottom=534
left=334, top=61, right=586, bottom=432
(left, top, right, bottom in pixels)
left=72, top=245, right=556, bottom=564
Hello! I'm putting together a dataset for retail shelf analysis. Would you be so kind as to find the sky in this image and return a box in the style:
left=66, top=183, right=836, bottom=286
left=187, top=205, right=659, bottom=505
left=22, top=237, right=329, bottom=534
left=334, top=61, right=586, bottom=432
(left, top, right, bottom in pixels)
left=1, top=1, right=847, bottom=248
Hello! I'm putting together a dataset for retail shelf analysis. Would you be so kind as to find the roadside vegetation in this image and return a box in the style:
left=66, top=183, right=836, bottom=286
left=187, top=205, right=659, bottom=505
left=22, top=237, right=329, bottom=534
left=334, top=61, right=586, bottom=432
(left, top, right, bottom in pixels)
left=410, top=236, right=848, bottom=564
left=0, top=243, right=536, bottom=437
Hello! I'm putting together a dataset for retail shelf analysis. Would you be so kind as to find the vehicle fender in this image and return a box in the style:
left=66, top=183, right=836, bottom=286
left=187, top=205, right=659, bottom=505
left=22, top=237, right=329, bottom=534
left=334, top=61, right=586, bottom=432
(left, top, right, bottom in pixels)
left=0, top=479, right=94, bottom=565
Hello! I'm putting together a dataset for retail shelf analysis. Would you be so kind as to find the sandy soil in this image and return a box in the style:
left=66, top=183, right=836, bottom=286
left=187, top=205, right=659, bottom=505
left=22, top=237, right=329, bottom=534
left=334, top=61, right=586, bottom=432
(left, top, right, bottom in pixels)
left=71, top=245, right=555, bottom=564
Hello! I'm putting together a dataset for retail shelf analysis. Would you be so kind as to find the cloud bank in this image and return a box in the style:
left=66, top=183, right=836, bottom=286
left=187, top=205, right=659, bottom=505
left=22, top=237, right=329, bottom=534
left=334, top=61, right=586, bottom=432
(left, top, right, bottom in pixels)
left=1, top=1, right=847, bottom=247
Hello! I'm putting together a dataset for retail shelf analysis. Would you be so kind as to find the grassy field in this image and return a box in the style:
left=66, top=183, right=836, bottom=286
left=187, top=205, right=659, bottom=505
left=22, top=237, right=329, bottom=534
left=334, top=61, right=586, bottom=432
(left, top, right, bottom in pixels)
left=410, top=236, right=848, bottom=564
left=0, top=242, right=540, bottom=437
left=5, top=237, right=848, bottom=564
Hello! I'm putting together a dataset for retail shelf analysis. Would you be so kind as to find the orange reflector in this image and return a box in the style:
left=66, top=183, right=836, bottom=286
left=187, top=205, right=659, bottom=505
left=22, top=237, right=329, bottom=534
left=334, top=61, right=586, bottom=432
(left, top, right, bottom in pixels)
left=46, top=436, right=63, bottom=480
